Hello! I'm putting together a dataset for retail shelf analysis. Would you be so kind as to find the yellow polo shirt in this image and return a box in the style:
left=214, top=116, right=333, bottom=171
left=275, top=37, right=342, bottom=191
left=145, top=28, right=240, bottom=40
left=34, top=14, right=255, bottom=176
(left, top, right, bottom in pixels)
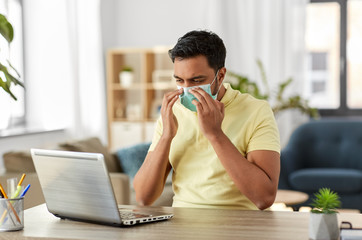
left=149, top=83, right=280, bottom=210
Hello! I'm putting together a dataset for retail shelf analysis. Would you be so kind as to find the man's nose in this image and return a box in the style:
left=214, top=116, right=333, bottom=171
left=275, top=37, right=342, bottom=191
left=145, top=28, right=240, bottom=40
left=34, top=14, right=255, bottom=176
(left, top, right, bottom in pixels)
left=177, top=83, right=191, bottom=88
left=183, top=81, right=194, bottom=88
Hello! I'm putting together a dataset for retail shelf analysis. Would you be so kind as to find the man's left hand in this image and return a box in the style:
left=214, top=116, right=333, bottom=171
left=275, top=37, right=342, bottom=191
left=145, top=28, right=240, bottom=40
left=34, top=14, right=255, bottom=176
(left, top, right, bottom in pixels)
left=190, top=87, right=225, bottom=140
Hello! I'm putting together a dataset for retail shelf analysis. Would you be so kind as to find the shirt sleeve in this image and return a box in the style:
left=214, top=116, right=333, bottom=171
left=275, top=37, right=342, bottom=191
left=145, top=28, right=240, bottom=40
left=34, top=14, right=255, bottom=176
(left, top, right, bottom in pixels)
left=148, top=116, right=163, bottom=152
left=247, top=101, right=281, bottom=154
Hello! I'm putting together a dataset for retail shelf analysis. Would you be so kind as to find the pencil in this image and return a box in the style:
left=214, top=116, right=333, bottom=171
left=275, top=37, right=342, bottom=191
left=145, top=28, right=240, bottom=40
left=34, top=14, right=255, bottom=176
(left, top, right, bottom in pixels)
left=0, top=183, right=21, bottom=224
left=18, top=173, right=26, bottom=187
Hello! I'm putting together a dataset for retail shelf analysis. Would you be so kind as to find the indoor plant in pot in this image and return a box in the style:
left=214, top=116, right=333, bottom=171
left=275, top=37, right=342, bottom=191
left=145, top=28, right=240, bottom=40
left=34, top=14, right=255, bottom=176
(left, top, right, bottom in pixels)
left=119, top=65, right=134, bottom=87
left=309, top=188, right=341, bottom=240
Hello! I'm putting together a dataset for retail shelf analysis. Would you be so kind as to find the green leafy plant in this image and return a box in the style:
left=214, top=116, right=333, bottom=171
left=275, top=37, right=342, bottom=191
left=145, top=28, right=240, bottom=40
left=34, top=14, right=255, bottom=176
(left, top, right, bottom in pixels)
left=0, top=13, right=24, bottom=100
left=121, top=66, right=133, bottom=72
left=228, top=59, right=319, bottom=118
left=310, top=188, right=341, bottom=214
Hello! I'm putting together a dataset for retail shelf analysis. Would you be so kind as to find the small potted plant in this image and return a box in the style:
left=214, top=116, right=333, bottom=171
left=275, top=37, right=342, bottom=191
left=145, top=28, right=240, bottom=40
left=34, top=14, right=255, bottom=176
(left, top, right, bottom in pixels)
left=119, top=65, right=134, bottom=87
left=309, top=188, right=341, bottom=240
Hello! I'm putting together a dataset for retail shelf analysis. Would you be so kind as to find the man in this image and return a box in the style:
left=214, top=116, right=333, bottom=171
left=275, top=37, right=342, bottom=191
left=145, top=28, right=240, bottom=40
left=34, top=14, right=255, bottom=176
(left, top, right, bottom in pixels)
left=134, top=30, right=280, bottom=210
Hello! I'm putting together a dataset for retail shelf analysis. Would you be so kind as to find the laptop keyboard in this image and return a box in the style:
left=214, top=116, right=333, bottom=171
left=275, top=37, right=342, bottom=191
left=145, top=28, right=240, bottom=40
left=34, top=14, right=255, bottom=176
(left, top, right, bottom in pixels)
left=118, top=209, right=151, bottom=220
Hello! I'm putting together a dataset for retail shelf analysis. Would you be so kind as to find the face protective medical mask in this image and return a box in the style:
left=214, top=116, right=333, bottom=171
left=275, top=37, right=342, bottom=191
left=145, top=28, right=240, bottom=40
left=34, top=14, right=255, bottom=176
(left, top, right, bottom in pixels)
left=178, top=70, right=222, bottom=112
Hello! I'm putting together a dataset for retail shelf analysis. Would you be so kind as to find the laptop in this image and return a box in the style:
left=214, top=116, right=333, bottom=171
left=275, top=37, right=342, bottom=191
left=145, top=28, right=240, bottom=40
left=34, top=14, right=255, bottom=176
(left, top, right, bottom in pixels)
left=30, top=148, right=173, bottom=226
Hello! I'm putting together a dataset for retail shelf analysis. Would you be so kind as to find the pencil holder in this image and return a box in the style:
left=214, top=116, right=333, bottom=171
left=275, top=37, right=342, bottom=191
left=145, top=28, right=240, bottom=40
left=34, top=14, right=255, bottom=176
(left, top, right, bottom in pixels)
left=0, top=197, right=24, bottom=231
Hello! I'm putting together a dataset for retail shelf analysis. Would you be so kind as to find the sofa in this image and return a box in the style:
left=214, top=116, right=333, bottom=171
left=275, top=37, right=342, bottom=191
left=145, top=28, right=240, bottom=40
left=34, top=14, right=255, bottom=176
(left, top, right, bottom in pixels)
left=279, top=119, right=362, bottom=211
left=0, top=137, right=173, bottom=209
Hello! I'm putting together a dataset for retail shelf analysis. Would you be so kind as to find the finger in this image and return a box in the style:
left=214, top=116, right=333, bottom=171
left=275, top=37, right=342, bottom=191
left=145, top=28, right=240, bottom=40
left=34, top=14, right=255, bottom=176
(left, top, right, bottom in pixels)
left=162, top=94, right=179, bottom=116
left=192, top=98, right=203, bottom=112
left=164, top=88, right=183, bottom=101
left=167, top=94, right=179, bottom=112
left=190, top=88, right=210, bottom=111
left=162, top=89, right=182, bottom=108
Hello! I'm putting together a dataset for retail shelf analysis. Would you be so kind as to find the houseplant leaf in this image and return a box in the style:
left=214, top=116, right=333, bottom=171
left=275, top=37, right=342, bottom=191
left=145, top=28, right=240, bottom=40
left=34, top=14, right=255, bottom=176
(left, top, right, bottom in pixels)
left=0, top=62, right=23, bottom=100
left=0, top=13, right=14, bottom=43
left=311, top=188, right=341, bottom=214
left=0, top=14, right=24, bottom=101
left=0, top=76, right=17, bottom=100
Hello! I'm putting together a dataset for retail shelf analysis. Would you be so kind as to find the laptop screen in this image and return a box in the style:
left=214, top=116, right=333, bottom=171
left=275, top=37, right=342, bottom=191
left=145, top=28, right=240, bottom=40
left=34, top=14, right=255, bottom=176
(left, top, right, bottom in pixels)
left=31, top=149, right=122, bottom=224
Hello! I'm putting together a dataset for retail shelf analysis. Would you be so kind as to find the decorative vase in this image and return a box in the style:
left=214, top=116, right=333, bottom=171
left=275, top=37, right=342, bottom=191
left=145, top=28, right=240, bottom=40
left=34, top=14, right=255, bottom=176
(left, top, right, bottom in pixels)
left=309, top=213, right=339, bottom=240
left=119, top=71, right=134, bottom=87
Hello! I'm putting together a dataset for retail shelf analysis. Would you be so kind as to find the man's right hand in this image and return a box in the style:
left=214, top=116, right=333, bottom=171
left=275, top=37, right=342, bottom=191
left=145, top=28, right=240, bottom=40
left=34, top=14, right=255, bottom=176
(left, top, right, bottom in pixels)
left=160, top=88, right=183, bottom=140
left=133, top=88, right=181, bottom=206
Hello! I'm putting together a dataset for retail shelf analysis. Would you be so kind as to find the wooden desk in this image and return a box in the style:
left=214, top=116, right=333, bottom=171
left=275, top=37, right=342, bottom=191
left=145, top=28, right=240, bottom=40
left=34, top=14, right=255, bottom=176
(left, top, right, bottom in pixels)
left=2, top=204, right=362, bottom=240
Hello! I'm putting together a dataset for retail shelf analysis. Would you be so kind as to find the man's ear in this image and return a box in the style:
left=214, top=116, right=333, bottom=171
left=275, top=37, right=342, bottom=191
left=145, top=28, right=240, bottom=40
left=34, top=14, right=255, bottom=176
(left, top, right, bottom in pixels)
left=218, top=67, right=227, bottom=82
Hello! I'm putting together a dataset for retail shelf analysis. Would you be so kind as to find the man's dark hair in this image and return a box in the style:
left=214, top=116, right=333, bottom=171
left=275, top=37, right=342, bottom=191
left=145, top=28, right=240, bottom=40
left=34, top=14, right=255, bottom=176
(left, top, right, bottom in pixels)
left=169, top=30, right=226, bottom=72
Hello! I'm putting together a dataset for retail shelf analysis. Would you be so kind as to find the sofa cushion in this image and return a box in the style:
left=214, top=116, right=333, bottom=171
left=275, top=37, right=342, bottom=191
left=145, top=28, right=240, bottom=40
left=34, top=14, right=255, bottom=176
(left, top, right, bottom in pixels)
left=116, top=142, right=151, bottom=179
left=289, top=168, right=362, bottom=194
left=3, top=150, right=35, bottom=172
left=59, top=137, right=121, bottom=173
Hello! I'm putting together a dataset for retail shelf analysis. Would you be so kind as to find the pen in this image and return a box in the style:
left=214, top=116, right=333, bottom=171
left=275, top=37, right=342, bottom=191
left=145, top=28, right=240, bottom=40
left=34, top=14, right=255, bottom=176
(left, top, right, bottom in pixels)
left=0, top=183, right=21, bottom=224
left=19, top=184, right=30, bottom=198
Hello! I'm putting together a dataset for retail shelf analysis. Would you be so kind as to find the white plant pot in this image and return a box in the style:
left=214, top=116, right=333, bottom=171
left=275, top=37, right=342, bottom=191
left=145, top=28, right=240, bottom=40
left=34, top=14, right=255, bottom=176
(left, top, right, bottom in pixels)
left=309, top=213, right=339, bottom=240
left=119, top=71, right=134, bottom=87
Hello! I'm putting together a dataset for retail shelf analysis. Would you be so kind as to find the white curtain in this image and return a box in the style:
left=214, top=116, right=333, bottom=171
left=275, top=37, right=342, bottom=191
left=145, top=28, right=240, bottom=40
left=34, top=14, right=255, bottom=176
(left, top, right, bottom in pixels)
left=65, top=0, right=107, bottom=143
left=203, top=0, right=308, bottom=146
left=23, top=0, right=107, bottom=144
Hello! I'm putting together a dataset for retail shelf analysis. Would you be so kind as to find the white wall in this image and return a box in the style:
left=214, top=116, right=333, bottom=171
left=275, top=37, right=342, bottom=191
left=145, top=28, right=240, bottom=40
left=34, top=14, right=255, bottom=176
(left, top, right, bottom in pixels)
left=101, top=0, right=208, bottom=49
left=1, top=0, right=208, bottom=171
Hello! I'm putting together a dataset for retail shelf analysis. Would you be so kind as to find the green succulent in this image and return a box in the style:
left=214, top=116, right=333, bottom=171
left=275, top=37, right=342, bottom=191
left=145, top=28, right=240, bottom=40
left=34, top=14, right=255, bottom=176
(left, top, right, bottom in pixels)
left=122, top=66, right=133, bottom=72
left=310, top=188, right=341, bottom=214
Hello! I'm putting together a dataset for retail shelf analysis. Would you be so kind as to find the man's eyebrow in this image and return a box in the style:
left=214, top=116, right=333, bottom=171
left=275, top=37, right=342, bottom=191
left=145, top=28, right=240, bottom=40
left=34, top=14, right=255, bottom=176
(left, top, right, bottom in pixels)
left=173, top=74, right=207, bottom=80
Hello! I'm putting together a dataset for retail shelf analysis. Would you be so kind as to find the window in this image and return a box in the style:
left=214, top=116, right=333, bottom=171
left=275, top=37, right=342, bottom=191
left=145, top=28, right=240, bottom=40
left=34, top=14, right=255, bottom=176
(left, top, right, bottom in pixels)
left=305, top=0, right=362, bottom=116
left=347, top=0, right=362, bottom=108
left=0, top=0, right=25, bottom=129
left=310, top=52, right=328, bottom=94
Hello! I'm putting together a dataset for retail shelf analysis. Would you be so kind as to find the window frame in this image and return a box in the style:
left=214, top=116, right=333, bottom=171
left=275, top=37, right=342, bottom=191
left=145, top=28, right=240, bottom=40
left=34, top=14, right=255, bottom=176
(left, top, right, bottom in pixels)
left=310, top=0, right=362, bottom=116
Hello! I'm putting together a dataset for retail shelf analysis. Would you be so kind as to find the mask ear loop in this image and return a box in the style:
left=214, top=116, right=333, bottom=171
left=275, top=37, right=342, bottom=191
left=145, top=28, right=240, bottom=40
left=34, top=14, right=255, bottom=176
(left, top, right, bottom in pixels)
left=212, top=69, right=224, bottom=97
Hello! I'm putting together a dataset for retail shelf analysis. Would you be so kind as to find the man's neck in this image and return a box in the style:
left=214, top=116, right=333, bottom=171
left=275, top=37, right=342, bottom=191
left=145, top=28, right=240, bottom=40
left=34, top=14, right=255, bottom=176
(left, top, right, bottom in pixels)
left=216, top=84, right=226, bottom=101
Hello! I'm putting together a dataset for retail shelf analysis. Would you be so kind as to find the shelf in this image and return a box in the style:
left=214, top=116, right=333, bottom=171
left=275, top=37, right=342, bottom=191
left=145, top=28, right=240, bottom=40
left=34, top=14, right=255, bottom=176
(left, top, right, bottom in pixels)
left=146, top=82, right=175, bottom=90
left=112, top=82, right=175, bottom=90
left=106, top=47, right=173, bottom=149
left=112, top=83, right=144, bottom=90
left=112, top=118, right=144, bottom=122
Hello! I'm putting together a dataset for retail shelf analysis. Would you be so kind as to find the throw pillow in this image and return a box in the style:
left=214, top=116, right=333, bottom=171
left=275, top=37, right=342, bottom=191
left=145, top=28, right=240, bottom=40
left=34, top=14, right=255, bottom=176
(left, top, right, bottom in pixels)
left=3, top=150, right=35, bottom=172
left=116, top=142, right=151, bottom=179
left=58, top=137, right=122, bottom=173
